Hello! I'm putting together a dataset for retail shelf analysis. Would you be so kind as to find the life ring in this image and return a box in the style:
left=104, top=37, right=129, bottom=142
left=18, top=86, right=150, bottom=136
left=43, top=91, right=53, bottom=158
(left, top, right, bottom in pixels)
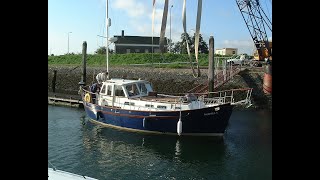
left=84, top=93, right=91, bottom=102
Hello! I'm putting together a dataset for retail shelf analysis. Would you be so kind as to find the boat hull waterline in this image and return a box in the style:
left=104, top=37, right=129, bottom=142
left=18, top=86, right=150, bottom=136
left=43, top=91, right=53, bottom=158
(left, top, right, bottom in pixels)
left=83, top=101, right=233, bottom=136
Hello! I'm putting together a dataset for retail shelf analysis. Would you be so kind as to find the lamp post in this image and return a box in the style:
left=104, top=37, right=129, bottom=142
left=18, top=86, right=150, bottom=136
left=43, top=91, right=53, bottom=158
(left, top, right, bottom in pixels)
left=170, top=5, right=173, bottom=52
left=68, top=32, right=72, bottom=54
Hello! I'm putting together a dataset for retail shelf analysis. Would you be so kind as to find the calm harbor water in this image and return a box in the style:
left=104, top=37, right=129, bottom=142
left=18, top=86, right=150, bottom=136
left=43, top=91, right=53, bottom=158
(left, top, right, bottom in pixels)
left=48, top=105, right=272, bottom=180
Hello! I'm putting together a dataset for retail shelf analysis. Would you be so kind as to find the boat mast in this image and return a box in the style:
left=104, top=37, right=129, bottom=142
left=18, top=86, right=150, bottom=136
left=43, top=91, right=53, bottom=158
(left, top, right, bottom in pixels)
left=106, top=0, right=109, bottom=78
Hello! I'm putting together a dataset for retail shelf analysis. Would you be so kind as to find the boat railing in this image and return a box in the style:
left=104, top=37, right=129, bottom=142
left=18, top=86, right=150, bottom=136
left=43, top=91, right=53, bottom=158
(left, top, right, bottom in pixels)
left=80, top=86, right=252, bottom=109
left=202, top=88, right=252, bottom=107
left=79, top=86, right=99, bottom=98
left=79, top=86, right=93, bottom=96
left=80, top=87, right=174, bottom=110
left=48, top=160, right=57, bottom=171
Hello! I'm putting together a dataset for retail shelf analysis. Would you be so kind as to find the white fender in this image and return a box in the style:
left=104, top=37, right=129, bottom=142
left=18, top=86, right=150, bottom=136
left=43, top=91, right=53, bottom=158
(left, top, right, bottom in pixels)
left=177, top=118, right=182, bottom=136
left=143, top=117, right=146, bottom=128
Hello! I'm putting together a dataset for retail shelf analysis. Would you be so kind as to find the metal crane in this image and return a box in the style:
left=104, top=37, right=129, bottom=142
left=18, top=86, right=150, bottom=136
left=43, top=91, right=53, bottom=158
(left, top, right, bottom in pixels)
left=235, top=0, right=272, bottom=61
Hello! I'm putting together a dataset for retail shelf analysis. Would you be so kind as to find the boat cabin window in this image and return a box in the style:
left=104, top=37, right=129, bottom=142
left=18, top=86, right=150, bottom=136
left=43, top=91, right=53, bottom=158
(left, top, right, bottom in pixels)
left=124, top=102, right=135, bottom=106
left=157, top=105, right=167, bottom=109
left=114, top=85, right=125, bottom=97
left=107, top=85, right=112, bottom=95
left=126, top=84, right=139, bottom=96
left=145, top=83, right=153, bottom=92
left=100, top=85, right=106, bottom=94
left=145, top=104, right=154, bottom=108
left=137, top=83, right=148, bottom=95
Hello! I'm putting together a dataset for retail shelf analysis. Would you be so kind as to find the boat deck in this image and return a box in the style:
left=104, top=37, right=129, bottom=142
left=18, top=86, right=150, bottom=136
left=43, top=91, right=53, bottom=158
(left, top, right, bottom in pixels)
left=131, top=95, right=185, bottom=104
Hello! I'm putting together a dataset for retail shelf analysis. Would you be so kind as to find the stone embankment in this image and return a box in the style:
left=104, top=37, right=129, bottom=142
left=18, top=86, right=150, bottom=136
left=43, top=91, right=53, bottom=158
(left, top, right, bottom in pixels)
left=48, top=65, right=272, bottom=110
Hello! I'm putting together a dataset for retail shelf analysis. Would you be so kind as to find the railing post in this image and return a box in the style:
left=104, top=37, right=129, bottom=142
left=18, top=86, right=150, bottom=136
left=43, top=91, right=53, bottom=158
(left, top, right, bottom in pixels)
left=230, top=63, right=233, bottom=79
left=231, top=90, right=234, bottom=103
left=246, top=90, right=249, bottom=103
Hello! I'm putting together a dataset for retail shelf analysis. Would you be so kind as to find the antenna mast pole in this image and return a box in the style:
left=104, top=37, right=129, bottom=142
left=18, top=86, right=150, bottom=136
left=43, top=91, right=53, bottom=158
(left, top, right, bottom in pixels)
left=106, top=0, right=109, bottom=77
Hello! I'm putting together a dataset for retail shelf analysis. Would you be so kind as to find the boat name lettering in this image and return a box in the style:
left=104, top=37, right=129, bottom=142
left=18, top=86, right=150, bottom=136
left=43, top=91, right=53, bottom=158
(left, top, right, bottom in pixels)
left=204, top=112, right=218, bottom=116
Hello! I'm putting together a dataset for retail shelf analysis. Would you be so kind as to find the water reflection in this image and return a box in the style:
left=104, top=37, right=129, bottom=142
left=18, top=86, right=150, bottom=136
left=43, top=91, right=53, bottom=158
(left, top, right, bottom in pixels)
left=81, top=118, right=228, bottom=164
left=49, top=106, right=272, bottom=180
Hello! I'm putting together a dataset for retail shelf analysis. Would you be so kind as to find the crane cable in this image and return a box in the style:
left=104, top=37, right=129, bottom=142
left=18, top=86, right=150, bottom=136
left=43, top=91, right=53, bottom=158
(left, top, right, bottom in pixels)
left=194, top=0, right=202, bottom=77
left=152, top=0, right=156, bottom=63
left=182, top=0, right=201, bottom=78
left=159, top=0, right=169, bottom=63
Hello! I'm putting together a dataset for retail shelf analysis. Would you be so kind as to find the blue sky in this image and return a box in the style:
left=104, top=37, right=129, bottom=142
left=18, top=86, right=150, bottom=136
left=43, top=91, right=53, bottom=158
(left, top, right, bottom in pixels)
left=48, top=0, right=272, bottom=55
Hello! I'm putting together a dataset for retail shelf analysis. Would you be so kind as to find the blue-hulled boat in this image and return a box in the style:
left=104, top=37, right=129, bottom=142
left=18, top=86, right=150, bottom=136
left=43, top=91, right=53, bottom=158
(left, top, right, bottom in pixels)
left=79, top=0, right=252, bottom=136
left=80, top=78, right=252, bottom=136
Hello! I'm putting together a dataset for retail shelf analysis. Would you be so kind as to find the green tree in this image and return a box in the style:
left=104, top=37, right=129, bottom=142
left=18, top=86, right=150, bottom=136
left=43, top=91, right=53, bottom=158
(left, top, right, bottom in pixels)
left=191, top=33, right=208, bottom=54
left=172, top=41, right=181, bottom=54
left=180, top=32, right=193, bottom=54
left=95, top=46, right=113, bottom=54
left=172, top=32, right=208, bottom=54
left=167, top=39, right=175, bottom=53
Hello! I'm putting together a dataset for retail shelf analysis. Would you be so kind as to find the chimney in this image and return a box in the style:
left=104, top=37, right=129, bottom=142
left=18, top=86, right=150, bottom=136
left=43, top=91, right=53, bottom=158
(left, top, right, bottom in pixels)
left=121, top=30, right=124, bottom=38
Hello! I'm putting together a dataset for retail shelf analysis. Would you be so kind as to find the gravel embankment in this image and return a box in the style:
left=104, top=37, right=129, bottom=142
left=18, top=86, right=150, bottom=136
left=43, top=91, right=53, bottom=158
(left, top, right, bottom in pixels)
left=48, top=65, right=271, bottom=110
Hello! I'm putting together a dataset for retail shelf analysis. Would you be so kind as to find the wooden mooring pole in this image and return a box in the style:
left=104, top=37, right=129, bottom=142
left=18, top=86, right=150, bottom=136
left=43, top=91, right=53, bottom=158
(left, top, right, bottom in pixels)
left=208, top=36, right=214, bottom=98
left=223, top=60, right=227, bottom=81
left=52, top=70, right=57, bottom=92
left=79, top=41, right=87, bottom=86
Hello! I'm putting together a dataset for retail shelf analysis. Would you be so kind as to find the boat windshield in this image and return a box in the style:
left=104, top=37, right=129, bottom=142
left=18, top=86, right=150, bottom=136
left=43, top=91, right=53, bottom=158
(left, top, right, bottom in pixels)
left=126, top=84, right=140, bottom=96
left=138, top=82, right=148, bottom=95
left=125, top=82, right=153, bottom=97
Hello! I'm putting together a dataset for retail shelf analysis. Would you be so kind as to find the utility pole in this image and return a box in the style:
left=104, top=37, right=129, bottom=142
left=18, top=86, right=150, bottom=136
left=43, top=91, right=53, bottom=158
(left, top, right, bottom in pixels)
left=68, top=32, right=72, bottom=54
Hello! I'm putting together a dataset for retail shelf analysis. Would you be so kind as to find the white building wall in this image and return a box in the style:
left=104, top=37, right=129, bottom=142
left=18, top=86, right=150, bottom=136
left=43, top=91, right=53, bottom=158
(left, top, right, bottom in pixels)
left=225, top=48, right=238, bottom=55
left=215, top=48, right=238, bottom=55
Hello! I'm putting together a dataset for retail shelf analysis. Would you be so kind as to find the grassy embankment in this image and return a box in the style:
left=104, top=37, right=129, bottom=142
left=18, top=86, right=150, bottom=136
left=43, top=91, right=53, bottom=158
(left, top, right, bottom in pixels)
left=48, top=53, right=231, bottom=68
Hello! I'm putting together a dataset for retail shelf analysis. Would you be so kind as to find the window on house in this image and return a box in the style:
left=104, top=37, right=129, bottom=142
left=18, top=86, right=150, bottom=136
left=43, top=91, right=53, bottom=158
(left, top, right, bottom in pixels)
left=145, top=49, right=149, bottom=53
left=135, top=49, right=140, bottom=53
left=154, top=48, right=160, bottom=53
left=126, top=49, right=130, bottom=53
left=232, top=51, right=236, bottom=54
